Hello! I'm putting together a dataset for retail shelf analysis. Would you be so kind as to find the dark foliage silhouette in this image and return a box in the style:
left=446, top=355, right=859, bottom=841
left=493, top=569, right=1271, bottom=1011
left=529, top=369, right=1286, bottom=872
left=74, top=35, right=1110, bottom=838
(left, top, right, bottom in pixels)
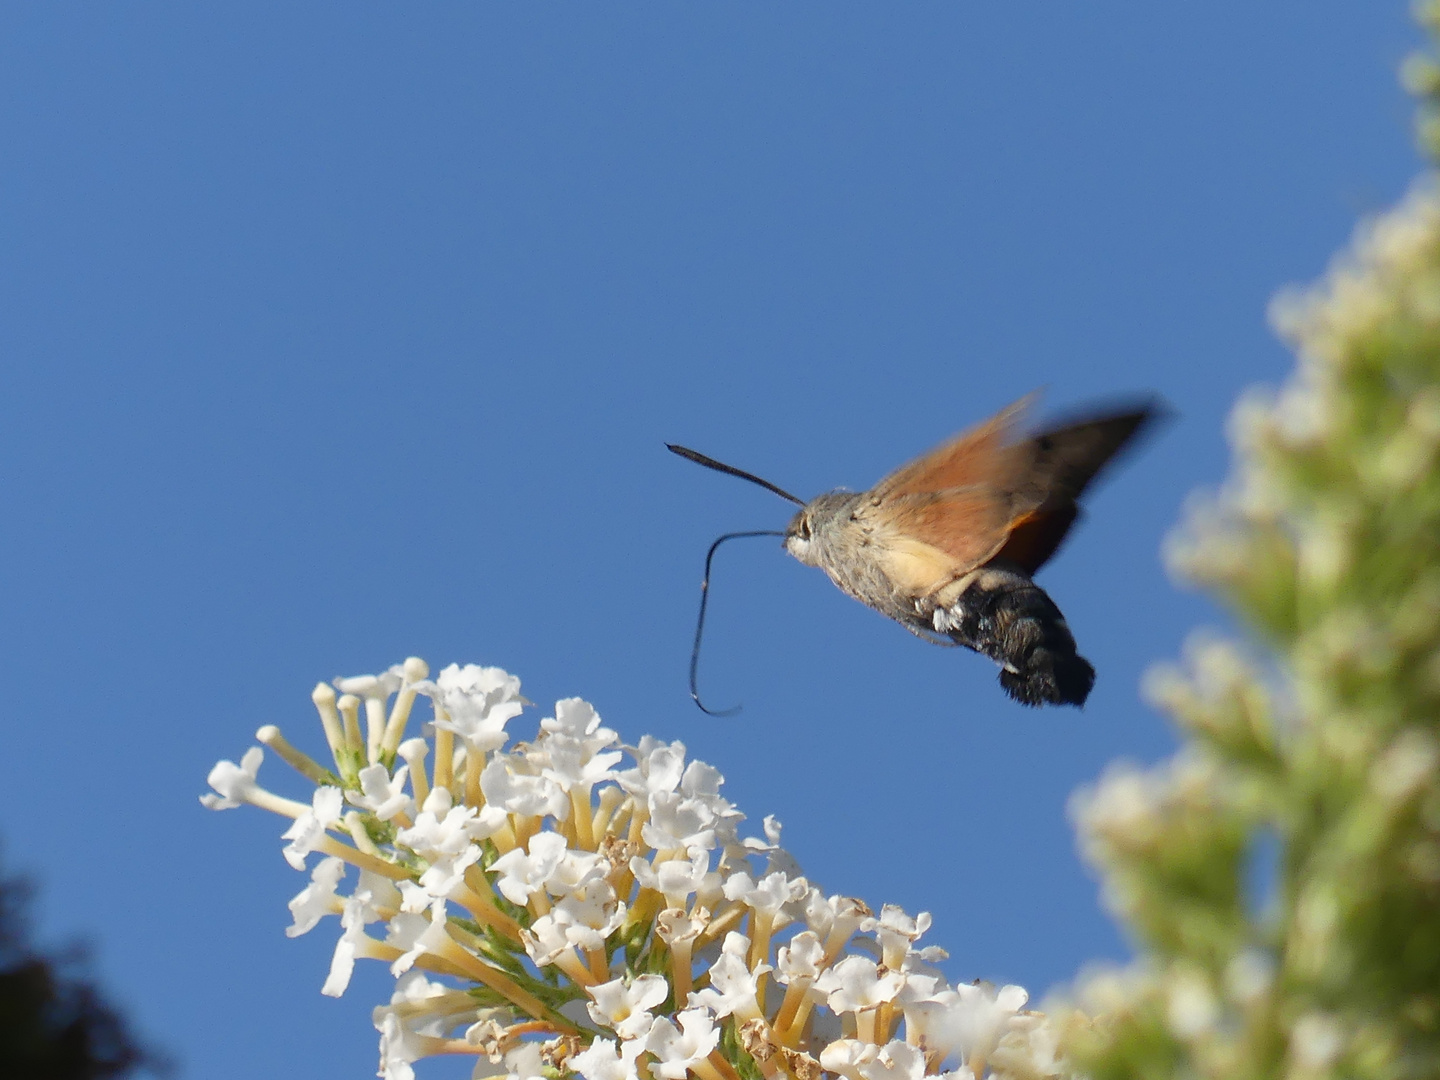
left=0, top=851, right=166, bottom=1079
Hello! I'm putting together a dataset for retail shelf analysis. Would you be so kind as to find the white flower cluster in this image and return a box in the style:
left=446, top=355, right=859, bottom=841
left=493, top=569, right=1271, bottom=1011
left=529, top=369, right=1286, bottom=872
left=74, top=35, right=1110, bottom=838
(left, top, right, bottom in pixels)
left=203, top=659, right=1066, bottom=1080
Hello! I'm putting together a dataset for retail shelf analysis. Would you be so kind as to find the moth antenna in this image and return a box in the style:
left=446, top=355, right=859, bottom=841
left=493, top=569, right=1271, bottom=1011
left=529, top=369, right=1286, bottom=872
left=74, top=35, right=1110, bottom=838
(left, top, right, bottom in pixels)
left=667, top=444, right=806, bottom=507
left=688, top=529, right=788, bottom=716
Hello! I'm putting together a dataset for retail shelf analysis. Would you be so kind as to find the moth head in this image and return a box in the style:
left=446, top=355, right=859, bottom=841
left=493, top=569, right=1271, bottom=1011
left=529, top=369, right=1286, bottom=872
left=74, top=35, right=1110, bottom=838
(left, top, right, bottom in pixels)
left=783, top=507, right=818, bottom=565
left=784, top=493, right=855, bottom=566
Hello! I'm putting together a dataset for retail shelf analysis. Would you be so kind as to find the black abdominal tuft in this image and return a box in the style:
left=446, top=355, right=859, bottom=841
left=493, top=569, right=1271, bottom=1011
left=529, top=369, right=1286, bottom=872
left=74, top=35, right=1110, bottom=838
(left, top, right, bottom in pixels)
left=998, top=648, right=1095, bottom=707
left=935, top=563, right=1095, bottom=708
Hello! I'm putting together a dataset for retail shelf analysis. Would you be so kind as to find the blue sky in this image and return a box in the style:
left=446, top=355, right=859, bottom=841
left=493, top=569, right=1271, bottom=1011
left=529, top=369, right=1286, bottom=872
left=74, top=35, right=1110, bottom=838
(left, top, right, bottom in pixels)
left=0, top=4, right=1424, bottom=1078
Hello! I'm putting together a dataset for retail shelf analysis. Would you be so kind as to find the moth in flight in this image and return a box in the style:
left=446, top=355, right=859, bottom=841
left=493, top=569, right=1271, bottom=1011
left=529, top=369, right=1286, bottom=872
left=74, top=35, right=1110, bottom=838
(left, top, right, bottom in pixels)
left=669, top=394, right=1162, bottom=710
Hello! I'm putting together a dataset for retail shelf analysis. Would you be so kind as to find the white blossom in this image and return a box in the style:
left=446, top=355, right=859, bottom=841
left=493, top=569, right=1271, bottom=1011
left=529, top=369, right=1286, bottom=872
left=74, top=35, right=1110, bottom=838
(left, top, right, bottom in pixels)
left=390, top=899, right=454, bottom=977
left=203, top=658, right=1063, bottom=1080
left=630, top=849, right=710, bottom=907
left=353, top=763, right=415, bottom=821
left=587, top=973, right=669, bottom=1039
left=817, top=955, right=905, bottom=1014
left=905, top=982, right=1030, bottom=1069
left=525, top=885, right=625, bottom=963
left=776, top=930, right=825, bottom=984
left=423, top=663, right=526, bottom=752
left=491, top=831, right=570, bottom=905
left=473, top=1042, right=548, bottom=1080
left=397, top=787, right=504, bottom=858
left=323, top=888, right=376, bottom=997
left=287, top=856, right=346, bottom=937
left=282, top=785, right=344, bottom=869
left=481, top=753, right=570, bottom=820
left=643, top=791, right=719, bottom=852
left=200, top=746, right=264, bottom=809
left=372, top=972, right=458, bottom=1080
left=723, top=869, right=807, bottom=919
left=646, top=1009, right=721, bottom=1079
left=858, top=1040, right=929, bottom=1080
left=616, top=738, right=687, bottom=799
left=687, top=932, right=767, bottom=1020
left=570, top=1037, right=645, bottom=1080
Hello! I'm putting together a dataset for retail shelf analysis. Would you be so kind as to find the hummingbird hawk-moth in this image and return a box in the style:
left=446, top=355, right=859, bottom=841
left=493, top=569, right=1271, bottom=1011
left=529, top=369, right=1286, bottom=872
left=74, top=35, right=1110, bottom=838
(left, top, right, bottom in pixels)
left=668, top=394, right=1162, bottom=710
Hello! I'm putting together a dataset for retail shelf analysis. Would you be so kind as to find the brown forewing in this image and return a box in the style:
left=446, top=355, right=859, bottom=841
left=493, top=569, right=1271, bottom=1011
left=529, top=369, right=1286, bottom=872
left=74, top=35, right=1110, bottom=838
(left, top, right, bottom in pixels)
left=870, top=393, right=1037, bottom=502
left=869, top=399, right=1159, bottom=581
left=990, top=407, right=1158, bottom=570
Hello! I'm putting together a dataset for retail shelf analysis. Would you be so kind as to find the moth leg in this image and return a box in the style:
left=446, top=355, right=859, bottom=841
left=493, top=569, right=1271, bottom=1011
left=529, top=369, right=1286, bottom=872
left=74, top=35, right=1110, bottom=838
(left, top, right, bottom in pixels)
left=895, top=616, right=962, bottom=647
left=934, top=562, right=1095, bottom=707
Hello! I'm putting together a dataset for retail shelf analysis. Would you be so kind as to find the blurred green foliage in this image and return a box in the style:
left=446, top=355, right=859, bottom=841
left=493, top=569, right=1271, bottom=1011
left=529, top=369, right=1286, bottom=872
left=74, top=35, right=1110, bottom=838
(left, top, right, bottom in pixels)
left=1064, top=14, right=1440, bottom=1080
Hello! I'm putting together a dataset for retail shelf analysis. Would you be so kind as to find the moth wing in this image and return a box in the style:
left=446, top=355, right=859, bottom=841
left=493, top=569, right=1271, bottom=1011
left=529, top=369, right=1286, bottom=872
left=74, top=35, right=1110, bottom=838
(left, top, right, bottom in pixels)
left=992, top=403, right=1161, bottom=571
left=870, top=533, right=970, bottom=599
left=862, top=486, right=1019, bottom=591
left=870, top=396, right=1161, bottom=576
left=990, top=503, right=1080, bottom=575
left=1006, top=404, right=1159, bottom=508
left=870, top=392, right=1037, bottom=502
left=863, top=393, right=1037, bottom=576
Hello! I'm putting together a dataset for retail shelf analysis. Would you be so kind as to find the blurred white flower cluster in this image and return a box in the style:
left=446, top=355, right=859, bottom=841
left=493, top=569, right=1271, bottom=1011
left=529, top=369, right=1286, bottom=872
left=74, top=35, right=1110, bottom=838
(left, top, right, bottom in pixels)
left=1058, top=180, right=1440, bottom=1079
left=202, top=659, right=1067, bottom=1080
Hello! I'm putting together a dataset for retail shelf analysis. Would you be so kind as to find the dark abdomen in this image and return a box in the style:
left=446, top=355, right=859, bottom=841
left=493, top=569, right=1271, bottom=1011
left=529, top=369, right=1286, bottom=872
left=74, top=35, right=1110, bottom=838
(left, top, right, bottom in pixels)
left=931, top=563, right=1095, bottom=707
